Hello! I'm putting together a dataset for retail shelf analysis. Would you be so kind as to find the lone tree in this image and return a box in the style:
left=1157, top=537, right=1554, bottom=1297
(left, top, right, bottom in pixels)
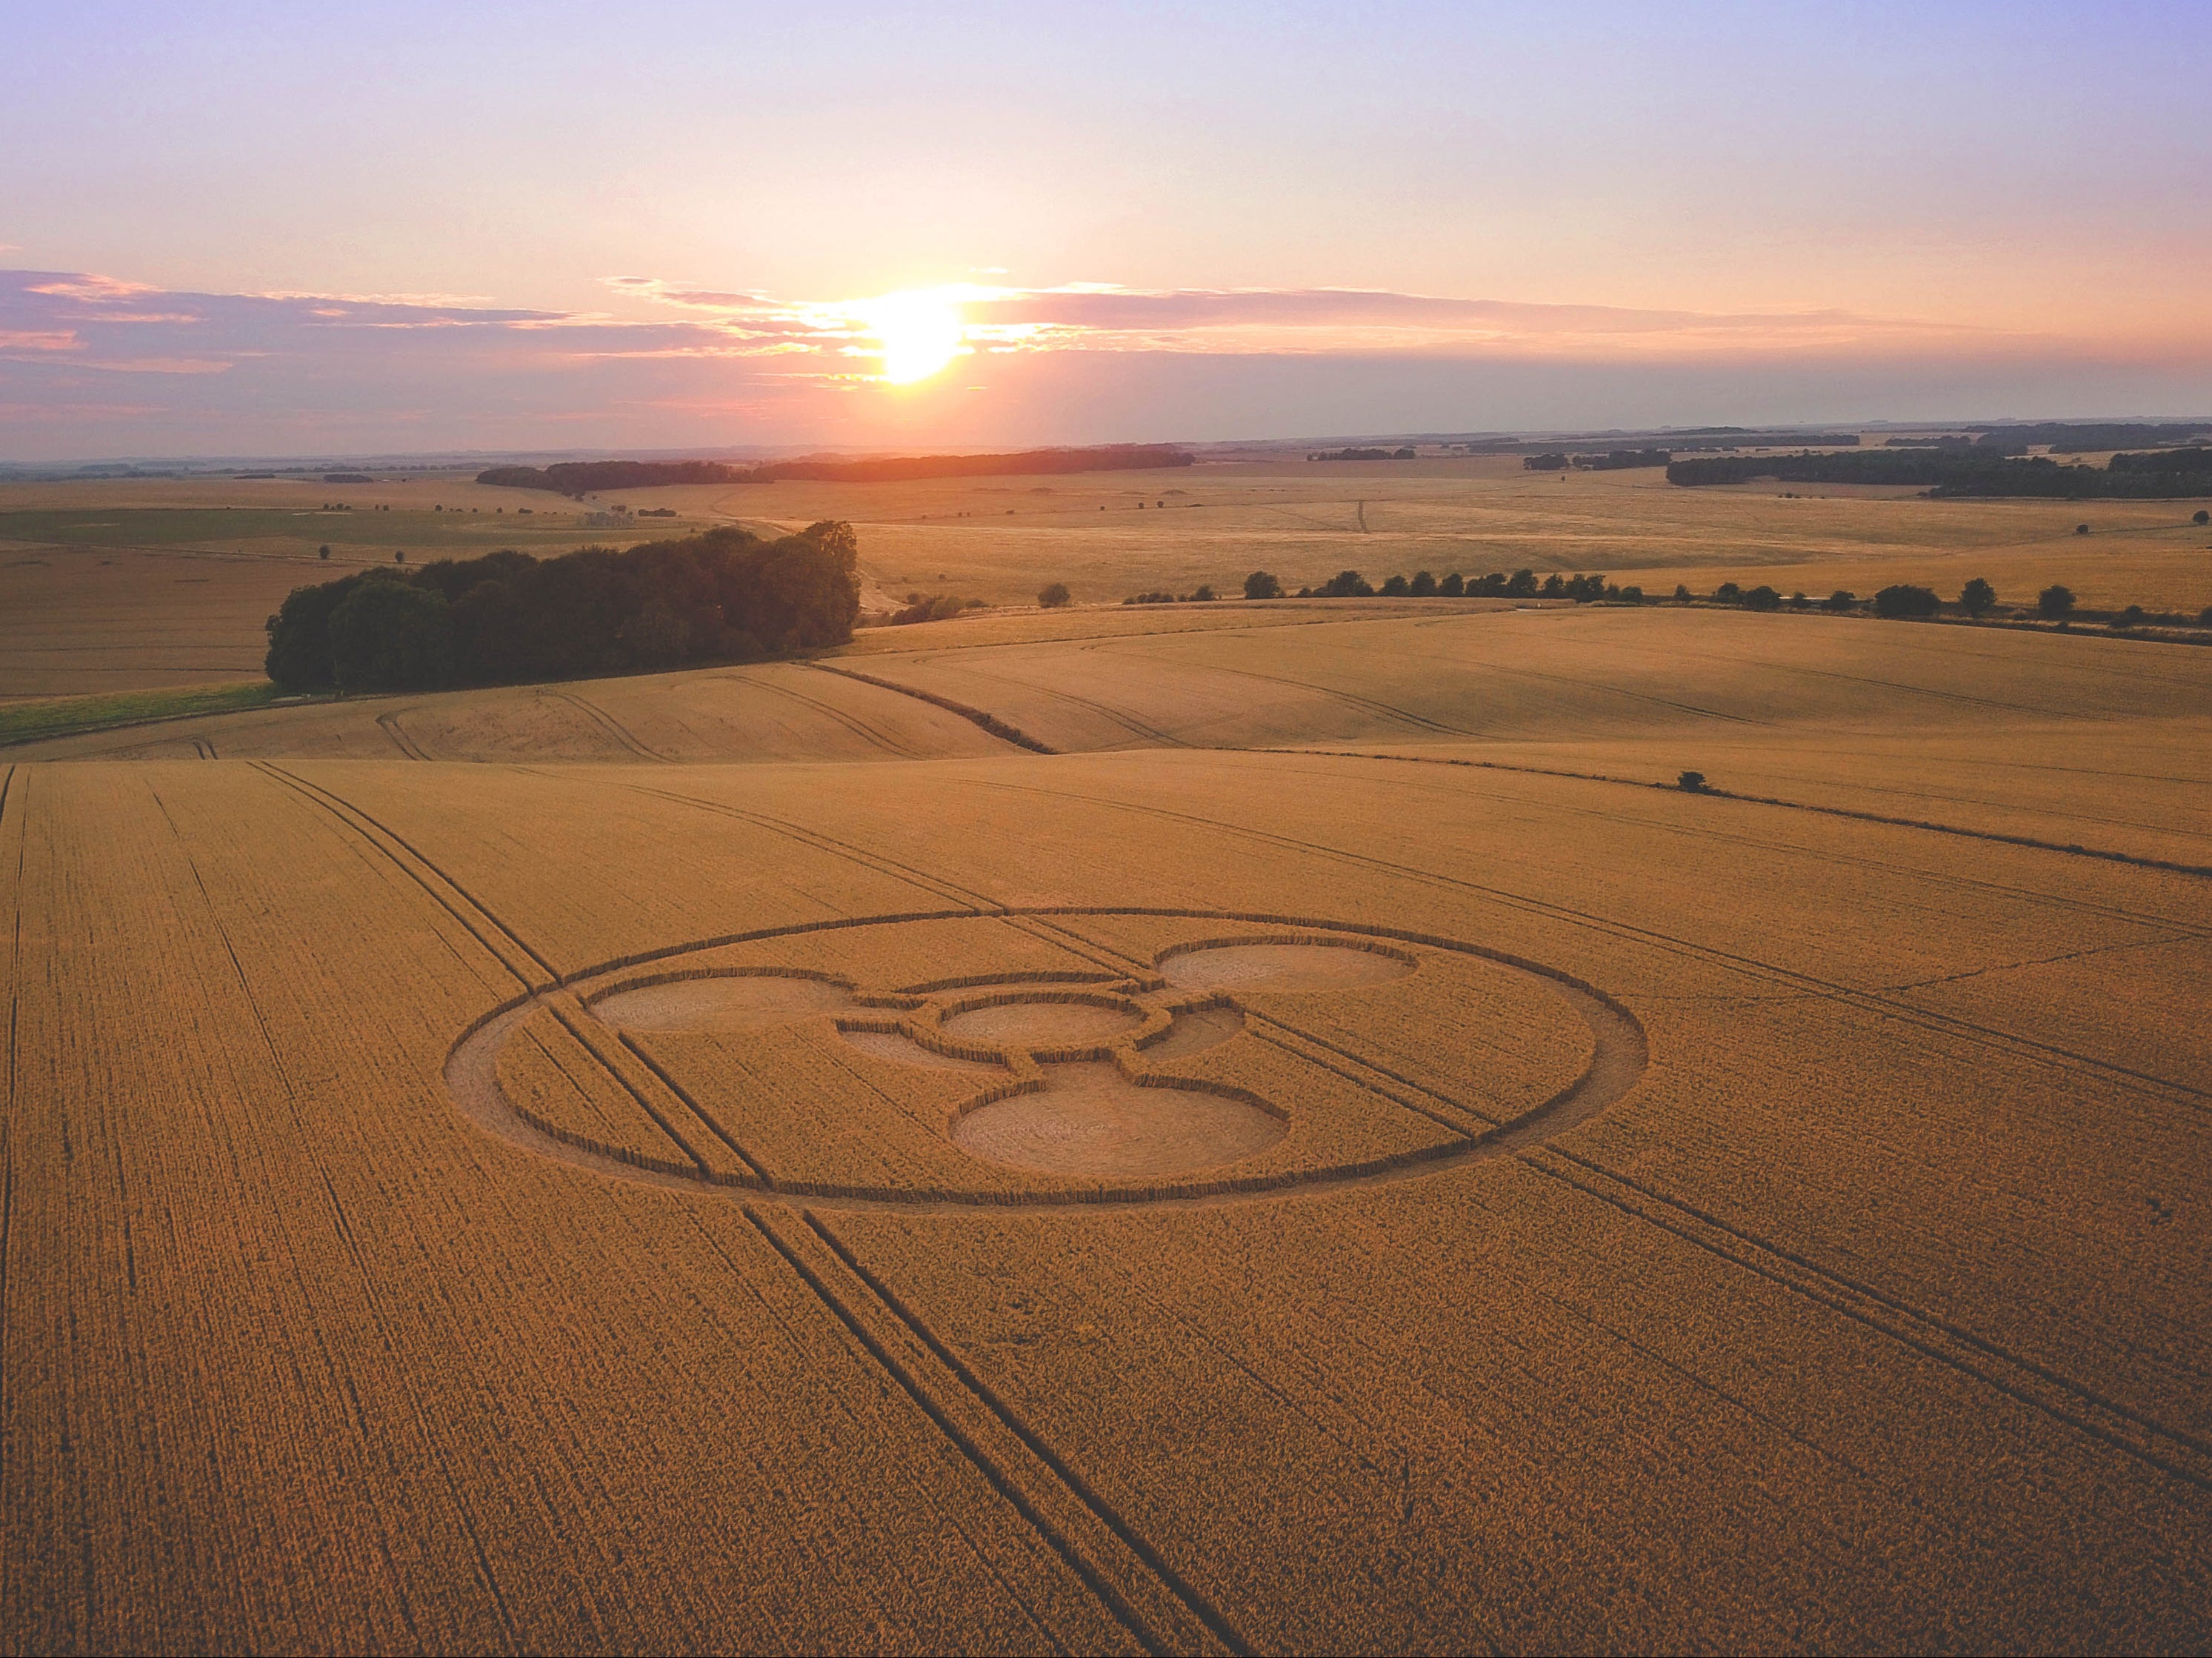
left=1243, top=570, right=1283, bottom=600
left=1036, top=581, right=1071, bottom=608
left=2038, top=583, right=2076, bottom=619
left=2195, top=509, right=2210, bottom=525
left=1959, top=577, right=1997, bottom=617
left=1873, top=584, right=1941, bottom=619
left=1676, top=770, right=1708, bottom=793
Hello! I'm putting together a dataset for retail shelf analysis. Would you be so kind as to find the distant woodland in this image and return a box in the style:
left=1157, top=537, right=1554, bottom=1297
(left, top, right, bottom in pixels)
left=264, top=522, right=859, bottom=692
left=1522, top=448, right=1672, bottom=471
left=1668, top=447, right=2212, bottom=498
left=477, top=445, right=1191, bottom=496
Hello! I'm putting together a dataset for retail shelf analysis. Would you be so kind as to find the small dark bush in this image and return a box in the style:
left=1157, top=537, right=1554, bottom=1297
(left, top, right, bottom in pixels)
left=2074, top=522, right=2091, bottom=535
left=1677, top=770, right=1708, bottom=793
left=1037, top=581, right=1071, bottom=608
left=1959, top=577, right=1996, bottom=616
left=2112, top=604, right=2146, bottom=630
left=1825, top=590, right=1855, bottom=610
left=1742, top=585, right=1782, bottom=611
left=1438, top=572, right=1465, bottom=596
left=1715, top=582, right=1742, bottom=603
left=2194, top=509, right=2210, bottom=525
left=1243, top=570, right=1282, bottom=600
left=1408, top=570, right=1437, bottom=597
left=1379, top=573, right=1410, bottom=596
left=2038, top=583, right=2076, bottom=619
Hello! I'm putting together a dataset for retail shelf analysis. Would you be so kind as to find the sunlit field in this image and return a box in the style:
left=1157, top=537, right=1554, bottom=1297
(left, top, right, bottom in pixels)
left=6, top=535, right=2211, bottom=1648
left=6, top=455, right=2207, bottom=699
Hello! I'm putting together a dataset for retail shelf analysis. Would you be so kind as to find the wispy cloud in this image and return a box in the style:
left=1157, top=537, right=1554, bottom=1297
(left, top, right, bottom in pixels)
left=1, top=267, right=2199, bottom=461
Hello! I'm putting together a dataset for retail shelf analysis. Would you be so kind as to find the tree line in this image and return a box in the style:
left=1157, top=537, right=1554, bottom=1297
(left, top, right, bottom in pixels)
left=1522, top=448, right=1672, bottom=471
left=264, top=522, right=860, bottom=692
left=1667, top=449, right=2212, bottom=498
left=477, top=445, right=1190, bottom=496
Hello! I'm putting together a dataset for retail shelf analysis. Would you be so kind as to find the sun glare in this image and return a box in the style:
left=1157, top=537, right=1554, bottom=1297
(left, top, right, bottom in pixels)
left=864, top=289, right=967, bottom=384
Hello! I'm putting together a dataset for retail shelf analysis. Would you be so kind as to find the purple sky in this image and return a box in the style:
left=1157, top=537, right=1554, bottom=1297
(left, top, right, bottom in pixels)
left=4, top=1, right=2208, bottom=459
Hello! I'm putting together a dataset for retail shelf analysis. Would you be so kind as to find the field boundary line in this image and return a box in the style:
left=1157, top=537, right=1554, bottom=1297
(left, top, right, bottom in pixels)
left=1521, top=1150, right=2212, bottom=1494
left=796, top=1209, right=1252, bottom=1654
left=1268, top=748, right=2212, bottom=882
left=259, top=765, right=559, bottom=986
left=739, top=1206, right=1211, bottom=1656
left=971, top=779, right=2211, bottom=1111
left=807, top=662, right=1059, bottom=753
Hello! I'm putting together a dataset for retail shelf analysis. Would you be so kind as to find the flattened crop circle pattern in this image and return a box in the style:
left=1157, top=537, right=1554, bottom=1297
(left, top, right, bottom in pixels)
left=444, top=909, right=1647, bottom=1212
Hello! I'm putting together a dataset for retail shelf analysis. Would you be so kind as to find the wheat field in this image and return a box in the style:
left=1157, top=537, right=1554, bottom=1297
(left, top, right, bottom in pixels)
left=7, top=457, right=2207, bottom=701
left=4, top=575, right=2209, bottom=1651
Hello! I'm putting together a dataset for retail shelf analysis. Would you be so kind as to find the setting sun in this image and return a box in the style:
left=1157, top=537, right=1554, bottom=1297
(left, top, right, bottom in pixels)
left=863, top=289, right=967, bottom=384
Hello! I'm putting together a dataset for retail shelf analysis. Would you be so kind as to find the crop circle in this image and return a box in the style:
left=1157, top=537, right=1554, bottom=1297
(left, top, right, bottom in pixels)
left=445, top=908, right=1644, bottom=1212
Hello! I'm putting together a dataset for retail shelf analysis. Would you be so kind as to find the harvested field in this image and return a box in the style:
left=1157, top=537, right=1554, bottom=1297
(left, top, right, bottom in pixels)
left=5, top=564, right=2210, bottom=1651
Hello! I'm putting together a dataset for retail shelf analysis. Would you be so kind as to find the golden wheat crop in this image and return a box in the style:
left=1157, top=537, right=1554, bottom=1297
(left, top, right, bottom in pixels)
left=4, top=565, right=2208, bottom=1652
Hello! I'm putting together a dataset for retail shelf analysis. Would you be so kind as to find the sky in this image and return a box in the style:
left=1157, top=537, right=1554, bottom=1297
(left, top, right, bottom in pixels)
left=4, top=0, right=2208, bottom=460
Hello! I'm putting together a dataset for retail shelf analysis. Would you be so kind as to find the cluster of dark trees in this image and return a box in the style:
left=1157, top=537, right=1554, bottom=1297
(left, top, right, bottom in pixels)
left=1977, top=421, right=2210, bottom=452
left=1307, top=447, right=1416, bottom=461
left=888, top=591, right=988, bottom=625
left=1667, top=449, right=2212, bottom=498
left=2110, top=446, right=2212, bottom=476
left=477, top=445, right=1191, bottom=496
left=1265, top=567, right=1643, bottom=603
left=1523, top=448, right=1673, bottom=471
left=264, top=522, right=860, bottom=692
left=1882, top=435, right=2029, bottom=455
left=1122, top=585, right=1217, bottom=605
left=1659, top=430, right=1860, bottom=451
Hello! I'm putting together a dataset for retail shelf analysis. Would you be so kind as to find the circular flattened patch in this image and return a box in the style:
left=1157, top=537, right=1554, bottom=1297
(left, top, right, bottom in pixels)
left=953, top=1064, right=1285, bottom=1176
left=592, top=973, right=853, bottom=1031
left=1160, top=941, right=1413, bottom=993
left=939, top=998, right=1144, bottom=1047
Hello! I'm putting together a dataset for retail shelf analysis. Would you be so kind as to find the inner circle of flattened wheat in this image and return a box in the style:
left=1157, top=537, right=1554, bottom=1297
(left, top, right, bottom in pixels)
left=444, top=908, right=1647, bottom=1213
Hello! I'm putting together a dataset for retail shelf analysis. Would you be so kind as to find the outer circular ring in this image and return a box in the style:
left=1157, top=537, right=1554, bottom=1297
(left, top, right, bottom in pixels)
left=444, top=907, right=1647, bottom=1213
